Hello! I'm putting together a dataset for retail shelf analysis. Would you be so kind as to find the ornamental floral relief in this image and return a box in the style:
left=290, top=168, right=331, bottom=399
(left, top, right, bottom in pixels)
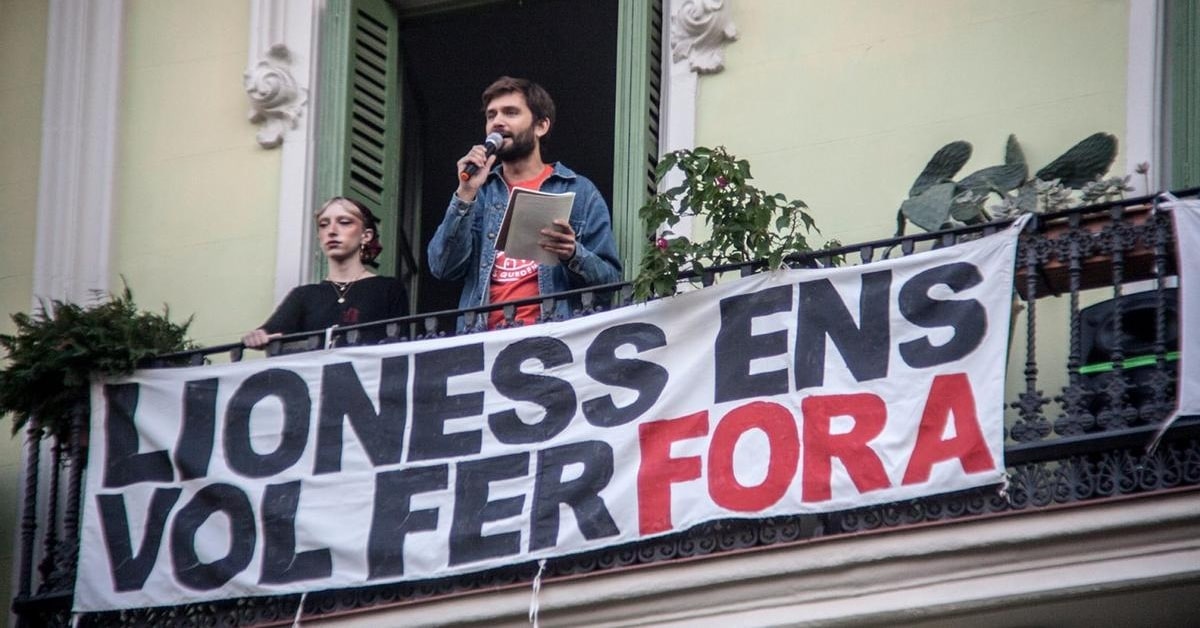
left=671, top=0, right=738, bottom=74
left=244, top=43, right=306, bottom=149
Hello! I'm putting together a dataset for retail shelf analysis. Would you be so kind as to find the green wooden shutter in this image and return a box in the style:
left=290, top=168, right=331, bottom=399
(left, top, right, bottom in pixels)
left=612, top=0, right=663, bottom=279
left=1168, top=0, right=1200, bottom=189
left=315, top=0, right=402, bottom=278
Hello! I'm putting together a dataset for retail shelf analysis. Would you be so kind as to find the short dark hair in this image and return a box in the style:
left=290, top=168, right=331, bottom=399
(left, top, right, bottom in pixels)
left=481, top=76, right=556, bottom=132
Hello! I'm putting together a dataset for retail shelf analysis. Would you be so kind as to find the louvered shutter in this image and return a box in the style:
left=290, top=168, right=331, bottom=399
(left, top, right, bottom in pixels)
left=315, top=0, right=401, bottom=278
left=613, top=0, right=663, bottom=279
left=1168, top=0, right=1199, bottom=188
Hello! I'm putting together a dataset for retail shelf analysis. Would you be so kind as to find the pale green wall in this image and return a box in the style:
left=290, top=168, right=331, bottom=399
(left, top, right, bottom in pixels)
left=0, top=0, right=47, bottom=623
left=114, top=0, right=281, bottom=347
left=0, top=0, right=43, bottom=325
left=697, top=0, right=1130, bottom=245
left=3, top=1, right=279, bottom=617
left=695, top=0, right=1132, bottom=423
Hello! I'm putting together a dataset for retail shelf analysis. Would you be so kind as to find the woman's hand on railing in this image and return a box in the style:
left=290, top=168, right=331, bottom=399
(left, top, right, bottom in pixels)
left=242, top=328, right=282, bottom=349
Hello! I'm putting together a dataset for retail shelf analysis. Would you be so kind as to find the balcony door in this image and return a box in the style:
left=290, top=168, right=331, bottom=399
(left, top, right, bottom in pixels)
left=315, top=0, right=662, bottom=313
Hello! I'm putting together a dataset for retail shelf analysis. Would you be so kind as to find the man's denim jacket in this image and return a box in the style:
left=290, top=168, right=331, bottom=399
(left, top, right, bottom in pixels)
left=427, top=162, right=622, bottom=326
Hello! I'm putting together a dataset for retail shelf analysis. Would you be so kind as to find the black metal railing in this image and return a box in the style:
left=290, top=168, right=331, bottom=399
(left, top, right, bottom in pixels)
left=12, top=189, right=1200, bottom=627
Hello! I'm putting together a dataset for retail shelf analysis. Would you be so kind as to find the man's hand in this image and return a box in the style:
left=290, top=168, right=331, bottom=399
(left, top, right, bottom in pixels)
left=455, top=145, right=496, bottom=203
left=242, top=328, right=282, bottom=349
left=540, top=219, right=577, bottom=261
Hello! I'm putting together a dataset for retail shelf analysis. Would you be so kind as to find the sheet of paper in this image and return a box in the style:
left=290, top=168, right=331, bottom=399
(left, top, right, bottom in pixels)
left=497, top=188, right=575, bottom=266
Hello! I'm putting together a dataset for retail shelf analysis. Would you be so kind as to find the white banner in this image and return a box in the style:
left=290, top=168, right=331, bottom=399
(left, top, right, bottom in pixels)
left=1165, top=199, right=1200, bottom=417
left=76, top=225, right=1021, bottom=612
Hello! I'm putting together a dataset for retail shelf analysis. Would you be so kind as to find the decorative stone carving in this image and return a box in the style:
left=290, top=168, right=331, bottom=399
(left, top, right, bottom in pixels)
left=244, top=44, right=306, bottom=149
left=671, top=0, right=738, bottom=74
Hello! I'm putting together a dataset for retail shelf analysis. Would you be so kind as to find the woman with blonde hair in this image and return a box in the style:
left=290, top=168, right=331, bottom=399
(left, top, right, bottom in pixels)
left=242, top=196, right=408, bottom=349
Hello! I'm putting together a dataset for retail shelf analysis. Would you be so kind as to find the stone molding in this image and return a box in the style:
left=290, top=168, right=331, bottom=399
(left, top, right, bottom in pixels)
left=244, top=43, right=306, bottom=149
left=32, top=0, right=125, bottom=304
left=308, top=491, right=1200, bottom=627
left=670, top=0, right=737, bottom=74
left=1125, top=0, right=1164, bottom=195
left=247, top=0, right=318, bottom=301
left=661, top=1, right=737, bottom=239
left=26, top=0, right=125, bottom=608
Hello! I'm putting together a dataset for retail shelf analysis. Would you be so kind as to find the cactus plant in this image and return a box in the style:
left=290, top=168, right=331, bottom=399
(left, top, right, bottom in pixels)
left=909, top=141, right=972, bottom=197
left=897, top=132, right=1121, bottom=234
left=1035, top=132, right=1119, bottom=187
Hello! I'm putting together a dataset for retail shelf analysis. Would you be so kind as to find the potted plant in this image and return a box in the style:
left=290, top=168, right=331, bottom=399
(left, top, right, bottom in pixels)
left=894, top=133, right=1152, bottom=299
left=0, top=284, right=194, bottom=442
left=634, top=146, right=838, bottom=299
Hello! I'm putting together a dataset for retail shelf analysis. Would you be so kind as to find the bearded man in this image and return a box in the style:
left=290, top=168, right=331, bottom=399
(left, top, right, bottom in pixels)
left=427, top=76, right=622, bottom=329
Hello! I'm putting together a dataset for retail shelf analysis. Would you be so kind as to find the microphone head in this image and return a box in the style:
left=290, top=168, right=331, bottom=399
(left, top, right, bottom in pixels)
left=484, top=132, right=504, bottom=151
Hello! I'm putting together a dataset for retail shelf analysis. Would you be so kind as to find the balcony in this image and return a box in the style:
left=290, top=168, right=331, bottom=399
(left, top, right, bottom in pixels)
left=11, top=191, right=1200, bottom=627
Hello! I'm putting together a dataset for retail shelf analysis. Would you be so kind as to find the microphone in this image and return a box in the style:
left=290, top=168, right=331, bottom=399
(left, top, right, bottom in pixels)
left=459, top=132, right=504, bottom=181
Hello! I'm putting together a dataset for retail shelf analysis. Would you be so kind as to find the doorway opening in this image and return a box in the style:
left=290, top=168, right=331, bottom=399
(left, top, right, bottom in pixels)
left=395, top=0, right=619, bottom=314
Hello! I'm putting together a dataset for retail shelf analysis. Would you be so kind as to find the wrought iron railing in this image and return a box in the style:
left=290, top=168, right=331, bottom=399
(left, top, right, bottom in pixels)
left=12, top=190, right=1200, bottom=627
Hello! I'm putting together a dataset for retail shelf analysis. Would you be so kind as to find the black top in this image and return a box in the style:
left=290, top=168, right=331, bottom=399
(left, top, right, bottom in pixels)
left=262, top=276, right=409, bottom=341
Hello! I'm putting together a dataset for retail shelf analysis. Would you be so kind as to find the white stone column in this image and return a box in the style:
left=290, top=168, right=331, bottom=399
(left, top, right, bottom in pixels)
left=1125, top=0, right=1164, bottom=195
left=660, top=0, right=738, bottom=239
left=246, top=0, right=320, bottom=302
left=22, top=1, right=126, bottom=611
left=32, top=0, right=125, bottom=304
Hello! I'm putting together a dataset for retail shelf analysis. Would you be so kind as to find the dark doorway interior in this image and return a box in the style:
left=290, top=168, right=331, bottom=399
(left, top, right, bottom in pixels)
left=397, top=0, right=619, bottom=314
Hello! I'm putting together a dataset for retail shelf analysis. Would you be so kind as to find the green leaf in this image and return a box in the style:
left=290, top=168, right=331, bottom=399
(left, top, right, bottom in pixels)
left=655, top=152, right=679, bottom=179
left=949, top=195, right=985, bottom=222
left=1035, top=132, right=1118, bottom=188
left=900, top=182, right=956, bottom=231
left=662, top=184, right=687, bottom=199
left=957, top=162, right=1027, bottom=195
left=1005, top=134, right=1025, bottom=167
left=910, top=141, right=972, bottom=197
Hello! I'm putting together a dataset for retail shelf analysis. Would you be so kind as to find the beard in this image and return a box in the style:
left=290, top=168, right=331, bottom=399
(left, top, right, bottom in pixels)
left=497, top=126, right=537, bottom=161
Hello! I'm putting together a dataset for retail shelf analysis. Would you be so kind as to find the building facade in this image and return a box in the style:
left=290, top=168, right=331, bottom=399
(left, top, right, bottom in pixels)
left=3, top=0, right=1198, bottom=625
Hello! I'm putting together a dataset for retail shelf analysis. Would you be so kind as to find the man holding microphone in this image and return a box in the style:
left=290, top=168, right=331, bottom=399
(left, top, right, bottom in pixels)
left=427, top=76, right=622, bottom=329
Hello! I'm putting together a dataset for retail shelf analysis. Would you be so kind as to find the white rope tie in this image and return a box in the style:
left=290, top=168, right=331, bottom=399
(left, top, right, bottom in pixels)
left=292, top=591, right=308, bottom=628
left=1146, top=413, right=1176, bottom=457
left=529, top=558, right=548, bottom=627
left=997, top=472, right=1013, bottom=506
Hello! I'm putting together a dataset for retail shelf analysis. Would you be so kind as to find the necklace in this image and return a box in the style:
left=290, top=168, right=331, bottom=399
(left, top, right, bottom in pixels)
left=329, top=272, right=366, bottom=304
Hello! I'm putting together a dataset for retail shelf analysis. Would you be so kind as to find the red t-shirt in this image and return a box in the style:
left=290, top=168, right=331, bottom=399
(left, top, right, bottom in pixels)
left=489, top=165, right=554, bottom=328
